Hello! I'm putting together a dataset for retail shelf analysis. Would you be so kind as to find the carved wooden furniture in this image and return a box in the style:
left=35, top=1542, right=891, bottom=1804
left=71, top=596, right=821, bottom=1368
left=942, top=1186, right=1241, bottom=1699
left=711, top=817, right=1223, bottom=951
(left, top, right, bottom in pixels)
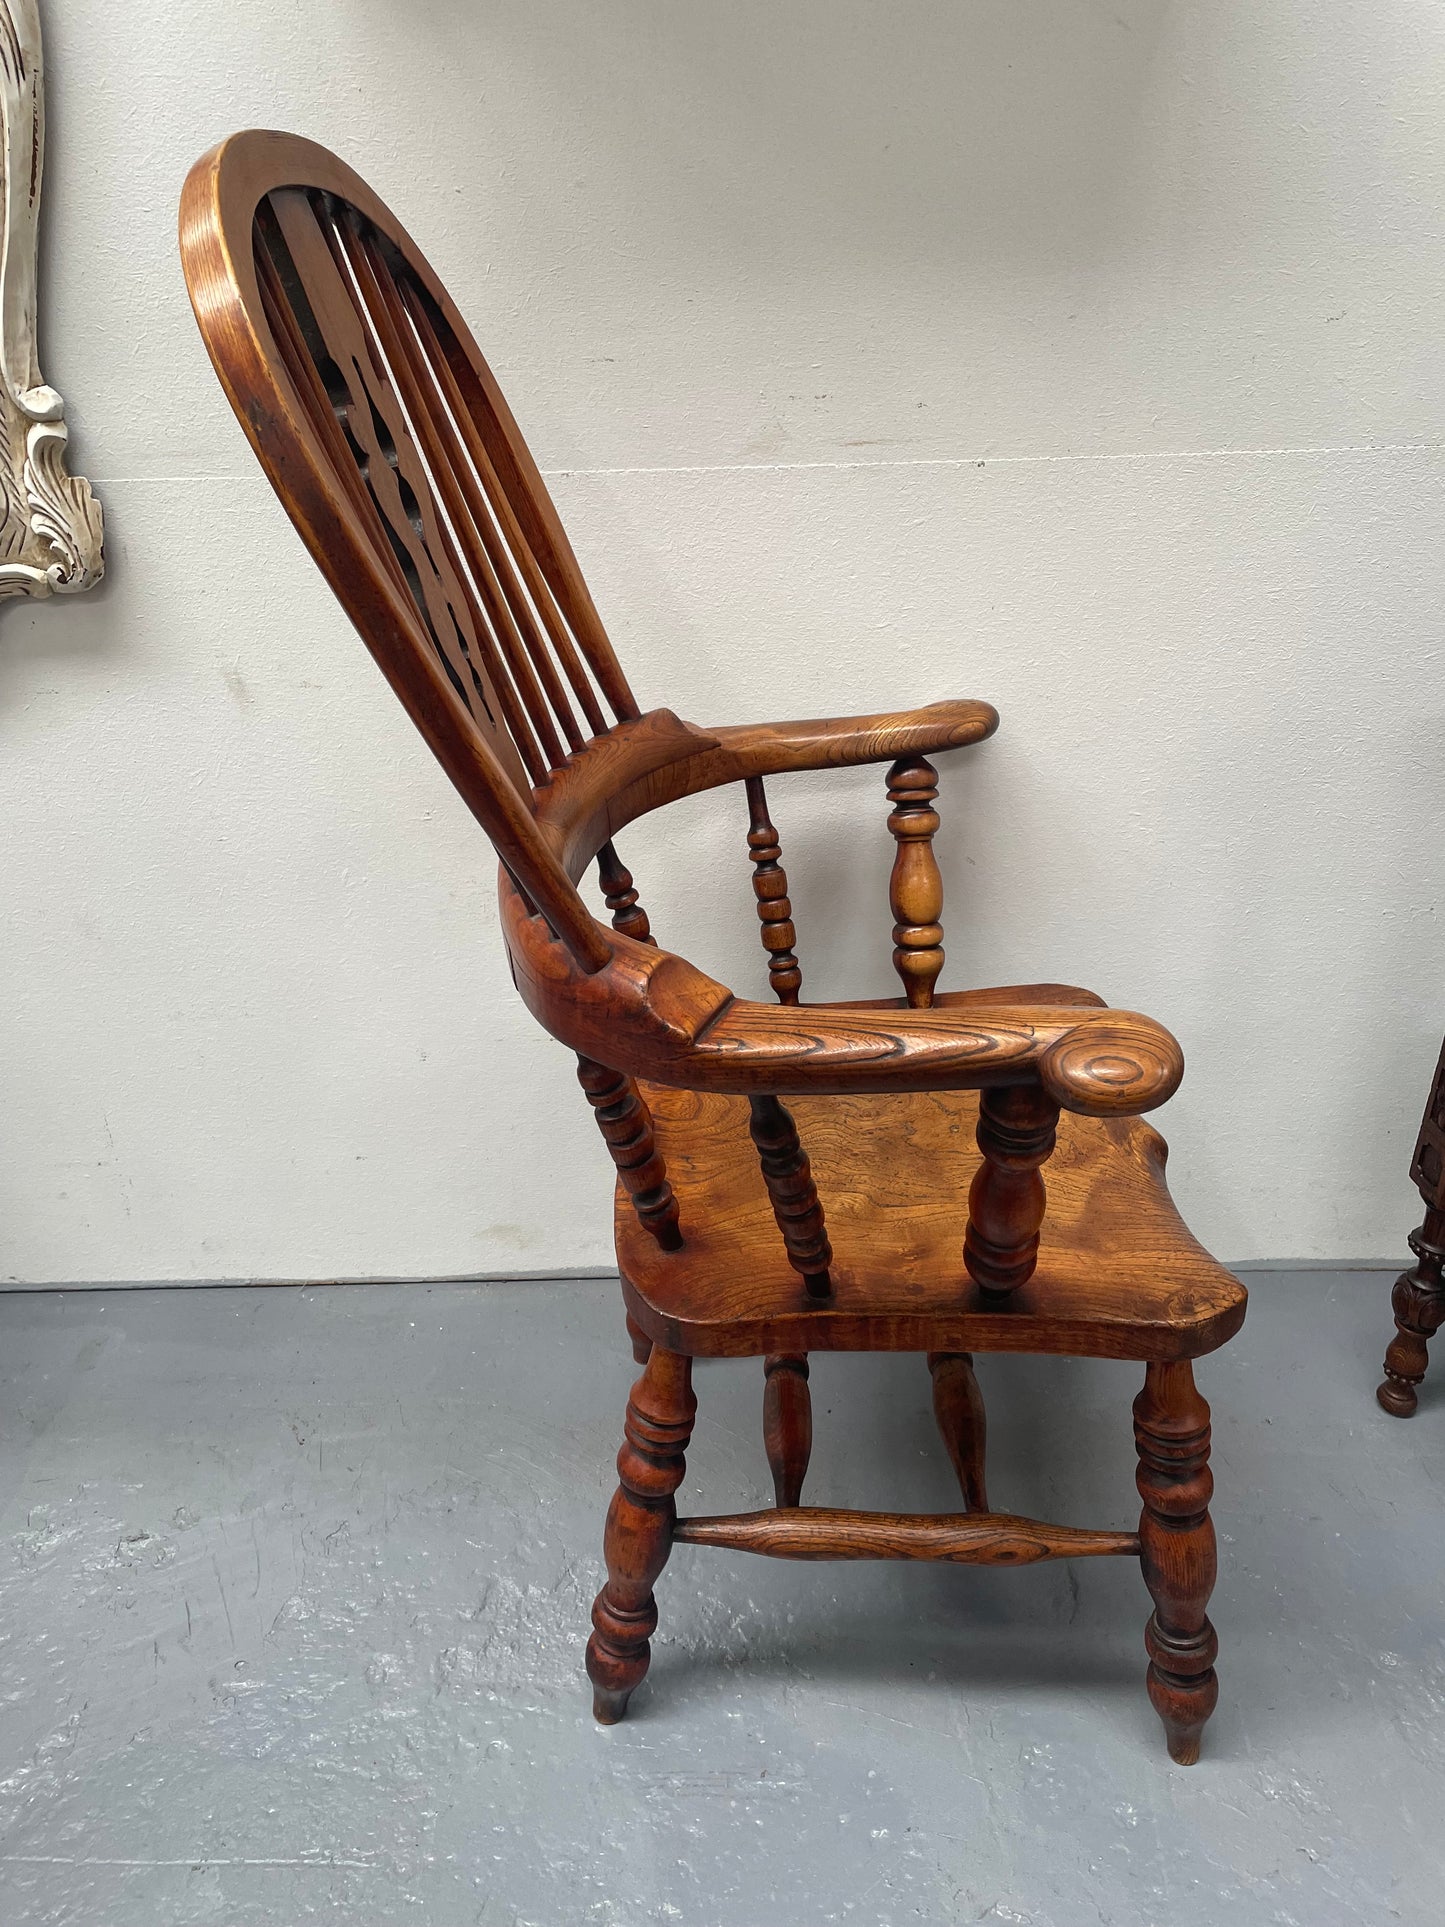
left=0, top=2, right=102, bottom=598
left=1378, top=1037, right=1445, bottom=1416
left=180, top=130, right=1247, bottom=1764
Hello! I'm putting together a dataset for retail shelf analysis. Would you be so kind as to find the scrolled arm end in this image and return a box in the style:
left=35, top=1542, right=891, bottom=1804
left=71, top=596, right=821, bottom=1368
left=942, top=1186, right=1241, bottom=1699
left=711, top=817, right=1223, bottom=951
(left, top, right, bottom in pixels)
left=1037, top=1013, right=1183, bottom=1118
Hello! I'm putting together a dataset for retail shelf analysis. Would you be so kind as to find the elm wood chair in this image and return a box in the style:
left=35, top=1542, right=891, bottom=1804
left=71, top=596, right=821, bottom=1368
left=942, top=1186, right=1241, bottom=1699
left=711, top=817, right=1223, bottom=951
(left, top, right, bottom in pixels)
left=180, top=129, right=1247, bottom=1765
left=1378, top=1036, right=1445, bottom=1416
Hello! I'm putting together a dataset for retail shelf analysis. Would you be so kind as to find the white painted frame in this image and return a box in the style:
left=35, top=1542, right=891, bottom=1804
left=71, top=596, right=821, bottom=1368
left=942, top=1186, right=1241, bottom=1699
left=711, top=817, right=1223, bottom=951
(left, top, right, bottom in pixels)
left=0, top=0, right=100, bottom=599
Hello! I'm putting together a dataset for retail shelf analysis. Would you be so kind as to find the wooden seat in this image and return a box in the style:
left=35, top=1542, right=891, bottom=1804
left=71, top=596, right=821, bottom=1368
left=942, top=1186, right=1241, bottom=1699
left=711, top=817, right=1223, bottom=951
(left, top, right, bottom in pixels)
left=621, top=1081, right=1245, bottom=1362
left=179, top=129, right=1247, bottom=1766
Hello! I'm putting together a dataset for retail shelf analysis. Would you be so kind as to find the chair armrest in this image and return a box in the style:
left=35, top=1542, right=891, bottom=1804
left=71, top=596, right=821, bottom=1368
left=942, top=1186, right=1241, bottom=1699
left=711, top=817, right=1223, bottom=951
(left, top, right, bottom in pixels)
left=707, top=699, right=998, bottom=777
left=687, top=998, right=1182, bottom=1116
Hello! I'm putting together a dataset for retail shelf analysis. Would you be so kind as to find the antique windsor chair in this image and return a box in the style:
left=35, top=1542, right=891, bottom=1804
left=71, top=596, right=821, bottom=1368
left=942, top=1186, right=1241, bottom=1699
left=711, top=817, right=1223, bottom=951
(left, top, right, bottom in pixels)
left=180, top=131, right=1246, bottom=1764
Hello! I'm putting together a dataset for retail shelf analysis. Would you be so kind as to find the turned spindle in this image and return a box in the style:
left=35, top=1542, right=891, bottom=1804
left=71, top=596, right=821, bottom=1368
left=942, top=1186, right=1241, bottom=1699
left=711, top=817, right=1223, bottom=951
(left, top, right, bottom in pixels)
left=1379, top=1039, right=1445, bottom=1416
left=587, top=1347, right=696, bottom=1723
left=1134, top=1360, right=1219, bottom=1765
left=928, top=1352, right=989, bottom=1511
left=763, top=1353, right=812, bottom=1507
left=597, top=839, right=654, bottom=945
left=963, top=1084, right=1059, bottom=1292
left=625, top=1311, right=653, bottom=1365
left=748, top=1094, right=833, bottom=1297
left=577, top=1057, right=682, bottom=1251
left=886, top=756, right=945, bottom=1007
left=744, top=777, right=802, bottom=1003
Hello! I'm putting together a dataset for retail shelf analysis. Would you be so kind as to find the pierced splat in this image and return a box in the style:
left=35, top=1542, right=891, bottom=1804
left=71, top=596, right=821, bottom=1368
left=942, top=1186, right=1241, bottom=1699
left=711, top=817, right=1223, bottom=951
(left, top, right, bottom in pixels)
left=886, top=756, right=945, bottom=1007
left=748, top=1095, right=833, bottom=1297
left=744, top=777, right=801, bottom=1003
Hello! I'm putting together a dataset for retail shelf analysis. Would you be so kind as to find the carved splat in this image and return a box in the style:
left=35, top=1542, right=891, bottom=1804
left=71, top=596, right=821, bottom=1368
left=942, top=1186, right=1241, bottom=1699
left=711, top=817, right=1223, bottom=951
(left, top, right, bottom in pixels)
left=587, top=1347, right=695, bottom=1723
left=963, top=1084, right=1059, bottom=1292
left=748, top=1095, right=833, bottom=1297
left=886, top=756, right=945, bottom=1007
left=577, top=1057, right=682, bottom=1251
left=1134, top=1361, right=1218, bottom=1764
left=763, top=1353, right=812, bottom=1506
left=597, top=839, right=653, bottom=945
left=744, top=776, right=801, bottom=1003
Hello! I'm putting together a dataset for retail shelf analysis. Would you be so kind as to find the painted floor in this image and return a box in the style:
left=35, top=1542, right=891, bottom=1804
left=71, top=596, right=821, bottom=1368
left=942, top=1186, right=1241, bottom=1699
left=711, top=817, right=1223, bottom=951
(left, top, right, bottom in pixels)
left=0, top=1269, right=1437, bottom=1926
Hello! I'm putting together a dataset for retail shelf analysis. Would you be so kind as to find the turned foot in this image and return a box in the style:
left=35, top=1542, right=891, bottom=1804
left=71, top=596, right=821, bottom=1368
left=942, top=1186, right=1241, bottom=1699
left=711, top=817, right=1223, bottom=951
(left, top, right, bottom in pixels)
left=1377, top=1216, right=1445, bottom=1418
left=586, top=1347, right=695, bottom=1723
left=1134, top=1360, right=1218, bottom=1765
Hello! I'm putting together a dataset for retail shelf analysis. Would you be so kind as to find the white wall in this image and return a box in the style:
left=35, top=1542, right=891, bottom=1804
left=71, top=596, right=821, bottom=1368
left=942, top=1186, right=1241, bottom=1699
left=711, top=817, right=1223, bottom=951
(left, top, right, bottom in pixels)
left=3, top=0, right=1443, bottom=1281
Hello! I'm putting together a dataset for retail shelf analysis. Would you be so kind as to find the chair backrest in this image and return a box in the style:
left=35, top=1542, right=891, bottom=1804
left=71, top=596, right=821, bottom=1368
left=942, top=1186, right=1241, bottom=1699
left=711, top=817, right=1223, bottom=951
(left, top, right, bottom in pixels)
left=179, top=129, right=630, bottom=971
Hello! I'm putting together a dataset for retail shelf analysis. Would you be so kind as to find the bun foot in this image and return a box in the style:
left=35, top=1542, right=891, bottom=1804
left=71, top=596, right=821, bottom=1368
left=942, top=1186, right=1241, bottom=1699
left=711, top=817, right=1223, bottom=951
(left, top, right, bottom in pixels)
left=1377, top=1374, right=1418, bottom=1418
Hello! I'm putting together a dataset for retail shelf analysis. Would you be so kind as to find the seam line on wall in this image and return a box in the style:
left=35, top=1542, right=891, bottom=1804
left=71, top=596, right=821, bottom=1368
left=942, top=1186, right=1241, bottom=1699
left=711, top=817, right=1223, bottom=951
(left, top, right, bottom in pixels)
left=88, top=439, right=1445, bottom=488
left=544, top=440, right=1445, bottom=479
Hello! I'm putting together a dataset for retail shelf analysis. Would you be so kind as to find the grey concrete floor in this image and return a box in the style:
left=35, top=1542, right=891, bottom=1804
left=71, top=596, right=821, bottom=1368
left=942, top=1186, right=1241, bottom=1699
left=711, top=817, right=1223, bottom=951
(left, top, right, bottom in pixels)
left=0, top=1271, right=1439, bottom=1926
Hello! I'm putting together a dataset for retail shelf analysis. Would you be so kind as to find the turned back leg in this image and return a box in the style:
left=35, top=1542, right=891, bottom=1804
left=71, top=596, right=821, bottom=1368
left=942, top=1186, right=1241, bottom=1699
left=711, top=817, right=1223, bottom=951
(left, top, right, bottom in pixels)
left=763, top=1354, right=812, bottom=1507
left=1134, top=1360, right=1218, bottom=1764
left=587, top=1347, right=696, bottom=1724
left=928, top=1352, right=988, bottom=1511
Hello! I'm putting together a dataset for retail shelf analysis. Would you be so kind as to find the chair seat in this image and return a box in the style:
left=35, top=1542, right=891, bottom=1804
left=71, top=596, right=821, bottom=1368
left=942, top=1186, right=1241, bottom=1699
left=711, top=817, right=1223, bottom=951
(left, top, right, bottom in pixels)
left=617, top=1083, right=1245, bottom=1361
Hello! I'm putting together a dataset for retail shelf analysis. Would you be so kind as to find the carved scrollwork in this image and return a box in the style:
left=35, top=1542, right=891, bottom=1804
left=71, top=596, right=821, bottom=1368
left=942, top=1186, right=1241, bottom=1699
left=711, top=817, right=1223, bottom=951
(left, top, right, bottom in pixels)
left=0, top=2, right=102, bottom=600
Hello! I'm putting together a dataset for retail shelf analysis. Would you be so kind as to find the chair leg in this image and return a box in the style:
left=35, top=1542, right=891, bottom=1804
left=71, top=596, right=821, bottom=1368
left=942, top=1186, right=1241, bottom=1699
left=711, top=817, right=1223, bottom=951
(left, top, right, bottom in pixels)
left=763, top=1354, right=812, bottom=1507
left=586, top=1347, right=696, bottom=1724
left=625, top=1311, right=653, bottom=1366
left=928, top=1351, right=988, bottom=1511
left=1134, top=1360, right=1219, bottom=1765
left=1378, top=1210, right=1445, bottom=1417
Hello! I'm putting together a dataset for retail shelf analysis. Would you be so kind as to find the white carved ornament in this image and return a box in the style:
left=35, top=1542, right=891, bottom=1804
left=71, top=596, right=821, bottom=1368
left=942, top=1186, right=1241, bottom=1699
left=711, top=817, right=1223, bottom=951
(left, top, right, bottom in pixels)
left=0, top=0, right=100, bottom=599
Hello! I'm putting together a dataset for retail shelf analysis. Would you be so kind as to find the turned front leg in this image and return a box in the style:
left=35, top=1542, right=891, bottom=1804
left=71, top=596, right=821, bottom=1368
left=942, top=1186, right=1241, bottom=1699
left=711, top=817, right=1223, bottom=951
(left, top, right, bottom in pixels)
left=577, top=1058, right=683, bottom=1251
left=763, top=1354, right=812, bottom=1506
left=587, top=1347, right=696, bottom=1723
left=963, top=1084, right=1059, bottom=1292
left=886, top=756, right=945, bottom=1006
left=748, top=1095, right=833, bottom=1297
left=1134, top=1360, right=1219, bottom=1765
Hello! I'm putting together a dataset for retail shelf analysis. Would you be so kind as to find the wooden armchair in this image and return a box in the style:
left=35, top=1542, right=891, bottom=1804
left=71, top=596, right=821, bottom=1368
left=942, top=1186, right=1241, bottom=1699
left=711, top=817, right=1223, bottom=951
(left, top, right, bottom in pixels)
left=180, top=131, right=1247, bottom=1764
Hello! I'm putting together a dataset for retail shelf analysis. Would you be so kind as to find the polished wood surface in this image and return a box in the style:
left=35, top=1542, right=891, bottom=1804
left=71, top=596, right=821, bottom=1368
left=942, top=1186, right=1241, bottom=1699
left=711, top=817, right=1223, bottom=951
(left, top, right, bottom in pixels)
left=1379, top=1035, right=1445, bottom=1415
left=618, top=1084, right=1244, bottom=1360
left=928, top=1352, right=989, bottom=1511
left=181, top=130, right=1245, bottom=1761
left=673, top=1509, right=1139, bottom=1564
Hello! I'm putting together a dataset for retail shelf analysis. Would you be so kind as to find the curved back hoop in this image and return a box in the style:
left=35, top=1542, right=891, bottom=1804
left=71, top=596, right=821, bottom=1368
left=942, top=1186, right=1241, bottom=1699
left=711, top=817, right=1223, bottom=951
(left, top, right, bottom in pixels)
left=179, top=129, right=630, bottom=970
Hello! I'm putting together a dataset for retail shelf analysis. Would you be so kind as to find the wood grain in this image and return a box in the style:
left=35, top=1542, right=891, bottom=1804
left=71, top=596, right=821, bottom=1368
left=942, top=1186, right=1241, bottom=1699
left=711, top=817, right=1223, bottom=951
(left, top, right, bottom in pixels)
left=619, top=1083, right=1245, bottom=1361
left=673, top=1507, right=1138, bottom=1564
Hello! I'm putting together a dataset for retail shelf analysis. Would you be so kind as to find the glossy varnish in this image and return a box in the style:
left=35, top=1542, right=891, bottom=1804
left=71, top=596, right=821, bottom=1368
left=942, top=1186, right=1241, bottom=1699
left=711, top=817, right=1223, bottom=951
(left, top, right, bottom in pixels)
left=181, top=130, right=1246, bottom=1763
